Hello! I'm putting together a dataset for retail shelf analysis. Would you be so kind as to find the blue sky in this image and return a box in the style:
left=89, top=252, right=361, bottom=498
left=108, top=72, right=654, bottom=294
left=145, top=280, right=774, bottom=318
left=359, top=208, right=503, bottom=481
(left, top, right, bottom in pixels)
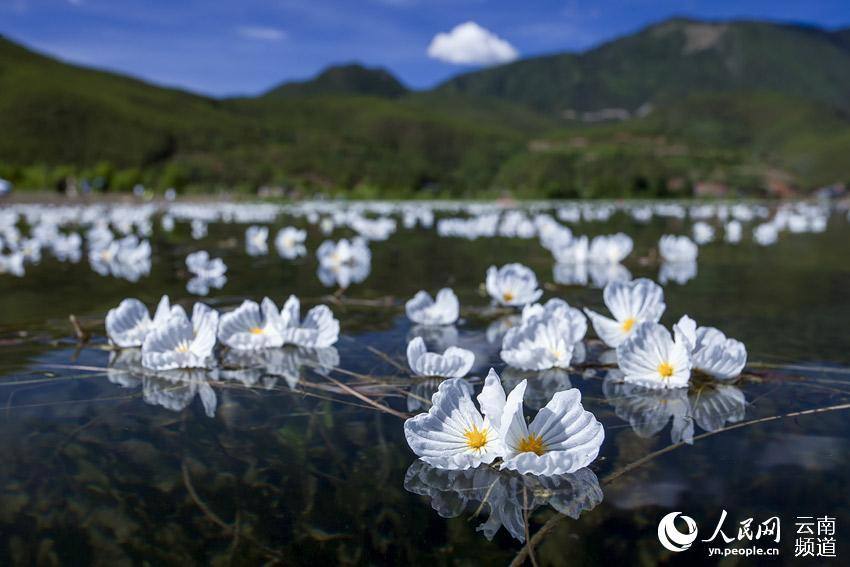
left=2, top=0, right=849, bottom=96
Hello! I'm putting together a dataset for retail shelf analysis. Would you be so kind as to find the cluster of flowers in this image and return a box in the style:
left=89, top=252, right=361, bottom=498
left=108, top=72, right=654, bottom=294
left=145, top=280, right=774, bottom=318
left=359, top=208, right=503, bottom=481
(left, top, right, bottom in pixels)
left=400, top=263, right=747, bottom=477
left=105, top=294, right=340, bottom=371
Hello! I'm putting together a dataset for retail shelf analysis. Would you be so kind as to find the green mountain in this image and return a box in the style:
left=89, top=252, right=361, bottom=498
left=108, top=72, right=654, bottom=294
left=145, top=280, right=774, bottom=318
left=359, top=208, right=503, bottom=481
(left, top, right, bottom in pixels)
left=264, top=64, right=408, bottom=98
left=439, top=18, right=850, bottom=116
left=1, top=18, right=850, bottom=198
left=0, top=35, right=260, bottom=167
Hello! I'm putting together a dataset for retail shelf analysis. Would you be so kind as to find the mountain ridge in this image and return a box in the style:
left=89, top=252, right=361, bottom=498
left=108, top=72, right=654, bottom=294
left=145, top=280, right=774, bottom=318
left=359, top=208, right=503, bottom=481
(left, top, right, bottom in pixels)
left=2, top=18, right=850, bottom=196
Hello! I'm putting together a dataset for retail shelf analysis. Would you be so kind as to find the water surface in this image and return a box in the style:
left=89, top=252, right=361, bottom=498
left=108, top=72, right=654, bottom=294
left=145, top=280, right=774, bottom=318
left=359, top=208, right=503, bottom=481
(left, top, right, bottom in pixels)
left=1, top=201, right=848, bottom=565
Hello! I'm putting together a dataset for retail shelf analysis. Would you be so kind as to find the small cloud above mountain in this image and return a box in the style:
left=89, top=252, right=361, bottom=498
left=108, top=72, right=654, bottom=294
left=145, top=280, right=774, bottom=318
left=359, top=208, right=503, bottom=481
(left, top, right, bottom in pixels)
left=427, top=21, right=518, bottom=66
left=236, top=26, right=287, bottom=42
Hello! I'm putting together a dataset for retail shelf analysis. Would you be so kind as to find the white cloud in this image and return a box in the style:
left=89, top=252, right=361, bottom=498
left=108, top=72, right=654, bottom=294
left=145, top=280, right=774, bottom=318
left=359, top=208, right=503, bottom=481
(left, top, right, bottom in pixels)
left=236, top=26, right=287, bottom=42
left=427, top=21, right=519, bottom=66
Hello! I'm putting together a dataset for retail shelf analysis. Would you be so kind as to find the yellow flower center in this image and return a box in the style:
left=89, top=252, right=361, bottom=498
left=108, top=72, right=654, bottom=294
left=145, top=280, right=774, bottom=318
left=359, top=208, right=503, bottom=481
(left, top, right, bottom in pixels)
left=502, top=291, right=515, bottom=303
left=464, top=426, right=489, bottom=451
left=658, top=362, right=674, bottom=379
left=517, top=432, right=547, bottom=456
left=621, top=317, right=636, bottom=332
left=250, top=327, right=264, bottom=335
left=175, top=341, right=190, bottom=353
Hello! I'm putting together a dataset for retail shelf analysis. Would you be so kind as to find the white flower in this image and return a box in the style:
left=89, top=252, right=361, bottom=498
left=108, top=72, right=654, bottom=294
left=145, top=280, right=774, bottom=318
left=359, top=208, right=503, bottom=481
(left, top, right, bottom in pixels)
left=659, top=235, right=698, bottom=262
left=106, top=295, right=174, bottom=348
left=551, top=236, right=588, bottom=264
left=674, top=315, right=747, bottom=380
left=141, top=308, right=217, bottom=371
left=217, top=298, right=284, bottom=350
left=186, top=250, right=227, bottom=278
left=501, top=301, right=586, bottom=371
left=692, top=222, right=715, bottom=245
left=497, top=373, right=604, bottom=476
left=521, top=298, right=587, bottom=339
left=753, top=223, right=778, bottom=246
left=190, top=220, right=207, bottom=240
left=485, top=263, right=542, bottom=307
left=406, top=336, right=474, bottom=378
left=274, top=227, right=307, bottom=259
left=316, top=237, right=372, bottom=288
left=584, top=278, right=666, bottom=347
left=278, top=295, right=340, bottom=348
left=616, top=322, right=691, bottom=389
left=405, top=288, right=460, bottom=326
left=245, top=225, right=269, bottom=255
left=404, top=376, right=503, bottom=470
left=0, top=252, right=25, bottom=277
left=588, top=233, right=632, bottom=264
left=725, top=220, right=742, bottom=243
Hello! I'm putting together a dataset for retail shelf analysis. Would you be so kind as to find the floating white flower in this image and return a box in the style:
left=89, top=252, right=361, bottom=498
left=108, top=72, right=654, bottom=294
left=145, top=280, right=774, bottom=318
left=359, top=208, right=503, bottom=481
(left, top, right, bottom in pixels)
left=501, top=301, right=586, bottom=371
left=278, top=295, right=340, bottom=348
left=551, top=236, right=588, bottom=264
left=659, top=235, right=698, bottom=263
left=316, top=237, right=372, bottom=288
left=0, top=252, right=24, bottom=277
left=186, top=250, right=227, bottom=279
left=616, top=321, right=691, bottom=389
left=190, top=220, right=207, bottom=240
left=588, top=233, right=632, bottom=264
left=245, top=225, right=269, bottom=255
left=403, top=376, right=503, bottom=470
left=521, top=298, right=587, bottom=339
left=406, top=336, right=474, bottom=378
left=753, top=223, right=778, bottom=246
left=141, top=307, right=217, bottom=371
left=274, top=227, right=307, bottom=259
left=725, top=220, right=742, bottom=243
left=692, top=222, right=715, bottom=245
left=584, top=278, right=666, bottom=347
left=405, top=288, right=460, bottom=326
left=106, top=295, right=174, bottom=348
left=485, top=263, right=542, bottom=307
left=674, top=315, right=747, bottom=380
left=497, top=373, right=604, bottom=476
left=217, top=298, right=284, bottom=350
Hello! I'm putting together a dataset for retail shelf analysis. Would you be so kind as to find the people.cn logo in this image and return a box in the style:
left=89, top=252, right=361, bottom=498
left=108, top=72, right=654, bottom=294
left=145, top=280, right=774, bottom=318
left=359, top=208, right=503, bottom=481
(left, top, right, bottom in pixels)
left=657, top=512, right=699, bottom=552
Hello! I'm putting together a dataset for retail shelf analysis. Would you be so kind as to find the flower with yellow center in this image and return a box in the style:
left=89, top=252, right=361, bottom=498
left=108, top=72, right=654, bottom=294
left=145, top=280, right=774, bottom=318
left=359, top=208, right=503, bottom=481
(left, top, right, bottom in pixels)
left=583, top=278, right=666, bottom=348
left=615, top=321, right=692, bottom=390
left=499, top=378, right=605, bottom=476
left=250, top=327, right=264, bottom=335
left=516, top=432, right=546, bottom=456
left=464, top=426, right=489, bottom=451
left=404, top=377, right=502, bottom=470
